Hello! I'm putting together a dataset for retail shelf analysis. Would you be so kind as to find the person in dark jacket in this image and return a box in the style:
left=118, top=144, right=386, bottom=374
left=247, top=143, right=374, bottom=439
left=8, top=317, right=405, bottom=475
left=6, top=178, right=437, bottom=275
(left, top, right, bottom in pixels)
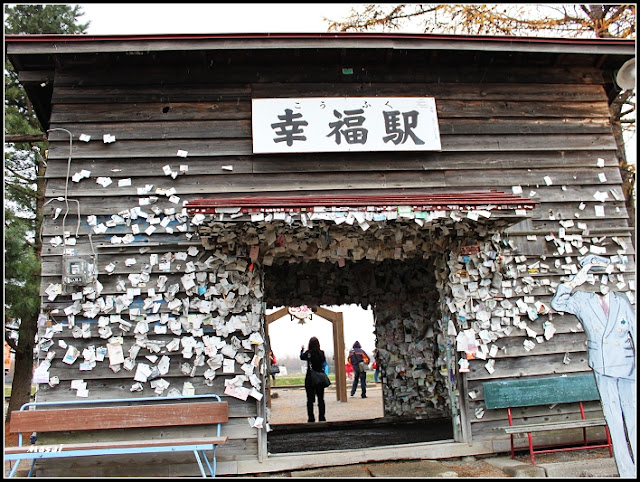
left=348, top=341, right=370, bottom=398
left=300, top=336, right=327, bottom=422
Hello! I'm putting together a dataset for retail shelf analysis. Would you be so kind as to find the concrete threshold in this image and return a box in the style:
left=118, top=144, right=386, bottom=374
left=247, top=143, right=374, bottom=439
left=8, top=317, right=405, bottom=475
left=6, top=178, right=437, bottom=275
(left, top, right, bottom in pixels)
left=235, top=440, right=495, bottom=476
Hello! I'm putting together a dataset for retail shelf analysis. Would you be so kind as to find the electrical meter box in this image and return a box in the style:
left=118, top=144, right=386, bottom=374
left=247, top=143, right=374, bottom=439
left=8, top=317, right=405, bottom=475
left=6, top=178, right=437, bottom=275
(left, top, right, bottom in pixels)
left=62, top=256, right=93, bottom=286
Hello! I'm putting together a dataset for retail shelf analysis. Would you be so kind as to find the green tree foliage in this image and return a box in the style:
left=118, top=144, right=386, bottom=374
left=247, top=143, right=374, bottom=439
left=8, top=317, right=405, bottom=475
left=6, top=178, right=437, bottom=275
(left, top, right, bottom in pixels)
left=5, top=4, right=89, bottom=210
left=4, top=4, right=89, bottom=421
left=4, top=209, right=41, bottom=326
left=4, top=3, right=88, bottom=34
left=326, top=4, right=636, bottom=218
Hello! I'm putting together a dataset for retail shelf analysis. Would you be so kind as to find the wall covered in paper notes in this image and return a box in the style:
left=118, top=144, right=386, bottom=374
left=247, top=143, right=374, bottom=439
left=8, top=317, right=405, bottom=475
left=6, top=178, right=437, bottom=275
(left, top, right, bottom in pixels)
left=10, top=36, right=633, bottom=476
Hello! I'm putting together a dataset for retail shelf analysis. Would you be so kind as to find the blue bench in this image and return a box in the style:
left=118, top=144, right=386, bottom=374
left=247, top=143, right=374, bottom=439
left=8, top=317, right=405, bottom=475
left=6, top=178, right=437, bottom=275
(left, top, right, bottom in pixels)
left=5, top=393, right=228, bottom=477
left=483, top=373, right=612, bottom=464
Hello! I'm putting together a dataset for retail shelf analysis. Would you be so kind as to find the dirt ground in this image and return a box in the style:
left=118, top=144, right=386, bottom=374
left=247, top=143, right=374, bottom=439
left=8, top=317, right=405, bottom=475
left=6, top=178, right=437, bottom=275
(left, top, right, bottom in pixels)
left=267, top=384, right=452, bottom=454
left=268, top=382, right=384, bottom=424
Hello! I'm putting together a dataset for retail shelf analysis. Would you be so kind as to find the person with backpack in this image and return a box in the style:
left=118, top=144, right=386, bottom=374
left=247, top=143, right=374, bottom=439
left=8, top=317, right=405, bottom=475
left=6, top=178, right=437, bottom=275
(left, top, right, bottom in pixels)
left=348, top=341, right=370, bottom=398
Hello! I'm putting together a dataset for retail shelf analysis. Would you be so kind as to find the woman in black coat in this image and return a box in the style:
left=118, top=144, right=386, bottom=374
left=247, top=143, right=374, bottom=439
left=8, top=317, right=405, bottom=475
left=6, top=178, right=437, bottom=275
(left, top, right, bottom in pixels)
left=300, top=336, right=327, bottom=422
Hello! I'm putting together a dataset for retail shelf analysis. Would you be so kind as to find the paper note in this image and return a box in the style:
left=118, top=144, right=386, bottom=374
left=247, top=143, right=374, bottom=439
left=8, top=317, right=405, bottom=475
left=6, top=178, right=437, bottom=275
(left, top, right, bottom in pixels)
left=107, top=341, right=125, bottom=365
left=223, top=358, right=235, bottom=373
left=224, top=383, right=250, bottom=401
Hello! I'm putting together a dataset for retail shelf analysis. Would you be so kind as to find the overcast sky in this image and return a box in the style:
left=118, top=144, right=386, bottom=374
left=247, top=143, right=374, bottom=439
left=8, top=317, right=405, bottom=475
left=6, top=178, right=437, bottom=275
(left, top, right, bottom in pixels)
left=267, top=304, right=376, bottom=363
left=77, top=3, right=359, bottom=35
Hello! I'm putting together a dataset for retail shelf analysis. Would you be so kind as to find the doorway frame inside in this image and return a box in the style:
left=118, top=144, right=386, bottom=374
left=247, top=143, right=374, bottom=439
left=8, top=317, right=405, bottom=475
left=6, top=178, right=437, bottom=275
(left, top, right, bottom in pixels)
left=265, top=306, right=347, bottom=402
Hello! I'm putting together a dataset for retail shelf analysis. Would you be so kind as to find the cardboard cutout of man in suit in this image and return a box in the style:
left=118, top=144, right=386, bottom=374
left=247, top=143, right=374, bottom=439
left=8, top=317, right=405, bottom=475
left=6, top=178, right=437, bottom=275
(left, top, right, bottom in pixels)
left=551, top=255, right=636, bottom=478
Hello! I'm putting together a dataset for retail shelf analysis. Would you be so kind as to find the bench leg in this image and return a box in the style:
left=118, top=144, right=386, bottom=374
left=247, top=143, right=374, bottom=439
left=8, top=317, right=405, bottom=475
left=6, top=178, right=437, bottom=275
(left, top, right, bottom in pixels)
left=7, top=458, right=37, bottom=478
left=193, top=448, right=217, bottom=477
left=199, top=448, right=217, bottom=477
left=604, top=426, right=613, bottom=457
left=527, top=433, right=536, bottom=465
left=507, top=408, right=515, bottom=460
left=510, top=434, right=515, bottom=459
left=27, top=459, right=37, bottom=477
left=7, top=459, right=20, bottom=478
left=193, top=450, right=208, bottom=477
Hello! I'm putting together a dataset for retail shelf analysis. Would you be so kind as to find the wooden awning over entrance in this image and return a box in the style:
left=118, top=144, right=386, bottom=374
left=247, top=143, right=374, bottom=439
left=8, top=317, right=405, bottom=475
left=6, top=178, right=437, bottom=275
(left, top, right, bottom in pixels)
left=187, top=190, right=538, bottom=214
left=265, top=306, right=347, bottom=402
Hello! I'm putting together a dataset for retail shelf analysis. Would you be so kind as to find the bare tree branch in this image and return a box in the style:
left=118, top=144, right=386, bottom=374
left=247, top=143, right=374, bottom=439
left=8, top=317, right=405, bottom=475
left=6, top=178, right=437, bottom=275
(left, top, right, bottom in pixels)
left=4, top=164, right=36, bottom=184
left=5, top=133, right=47, bottom=143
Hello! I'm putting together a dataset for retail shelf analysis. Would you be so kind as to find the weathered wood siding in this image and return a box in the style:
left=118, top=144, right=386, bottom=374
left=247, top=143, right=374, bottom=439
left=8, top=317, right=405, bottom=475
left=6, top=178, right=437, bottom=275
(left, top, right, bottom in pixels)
left=34, top=46, right=635, bottom=475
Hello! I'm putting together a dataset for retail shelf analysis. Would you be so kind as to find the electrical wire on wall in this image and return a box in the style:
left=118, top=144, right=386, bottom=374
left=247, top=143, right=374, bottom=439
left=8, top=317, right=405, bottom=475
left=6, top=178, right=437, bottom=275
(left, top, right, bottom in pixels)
left=46, top=128, right=98, bottom=292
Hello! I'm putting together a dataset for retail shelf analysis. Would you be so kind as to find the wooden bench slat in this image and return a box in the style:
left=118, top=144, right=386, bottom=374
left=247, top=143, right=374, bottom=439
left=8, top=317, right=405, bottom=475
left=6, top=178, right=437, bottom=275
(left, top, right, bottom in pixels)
left=5, top=436, right=229, bottom=455
left=504, top=419, right=607, bottom=434
left=9, top=401, right=228, bottom=433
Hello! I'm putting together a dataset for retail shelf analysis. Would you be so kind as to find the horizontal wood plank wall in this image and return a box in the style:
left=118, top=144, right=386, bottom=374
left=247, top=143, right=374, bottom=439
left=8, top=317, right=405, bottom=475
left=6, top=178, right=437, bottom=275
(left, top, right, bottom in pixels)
left=37, top=50, right=634, bottom=474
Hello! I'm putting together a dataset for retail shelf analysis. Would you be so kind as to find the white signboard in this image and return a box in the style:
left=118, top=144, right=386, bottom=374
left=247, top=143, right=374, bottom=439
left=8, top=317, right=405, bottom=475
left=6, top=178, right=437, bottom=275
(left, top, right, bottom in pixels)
left=252, top=97, right=441, bottom=154
left=288, top=306, right=313, bottom=320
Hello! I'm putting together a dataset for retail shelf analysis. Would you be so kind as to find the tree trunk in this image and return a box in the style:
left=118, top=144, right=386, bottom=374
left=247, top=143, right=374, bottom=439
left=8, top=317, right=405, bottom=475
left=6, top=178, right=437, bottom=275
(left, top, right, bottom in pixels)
left=5, top=133, right=47, bottom=143
left=5, top=320, right=37, bottom=423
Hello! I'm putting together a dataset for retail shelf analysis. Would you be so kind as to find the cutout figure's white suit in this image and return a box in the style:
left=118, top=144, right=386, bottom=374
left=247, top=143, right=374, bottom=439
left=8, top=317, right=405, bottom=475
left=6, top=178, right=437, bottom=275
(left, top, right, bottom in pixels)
left=551, top=260, right=636, bottom=478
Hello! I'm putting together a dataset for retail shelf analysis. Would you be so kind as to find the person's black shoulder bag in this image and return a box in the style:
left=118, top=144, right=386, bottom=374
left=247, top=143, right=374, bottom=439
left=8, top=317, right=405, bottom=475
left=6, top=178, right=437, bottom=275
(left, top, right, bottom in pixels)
left=308, top=361, right=331, bottom=388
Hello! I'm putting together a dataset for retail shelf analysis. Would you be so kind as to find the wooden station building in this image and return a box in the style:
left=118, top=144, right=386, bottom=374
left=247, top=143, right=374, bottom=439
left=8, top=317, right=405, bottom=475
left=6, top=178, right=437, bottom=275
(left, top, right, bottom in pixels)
left=5, top=32, right=635, bottom=476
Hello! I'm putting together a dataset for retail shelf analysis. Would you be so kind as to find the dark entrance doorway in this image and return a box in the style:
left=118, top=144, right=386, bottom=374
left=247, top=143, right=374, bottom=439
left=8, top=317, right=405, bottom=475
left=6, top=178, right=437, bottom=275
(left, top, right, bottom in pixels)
left=264, top=256, right=457, bottom=453
left=268, top=417, right=454, bottom=453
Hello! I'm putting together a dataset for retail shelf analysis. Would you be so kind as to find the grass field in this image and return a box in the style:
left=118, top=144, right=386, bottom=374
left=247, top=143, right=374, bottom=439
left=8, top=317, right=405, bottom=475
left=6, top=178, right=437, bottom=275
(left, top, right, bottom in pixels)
left=3, top=374, right=376, bottom=396
left=272, top=373, right=375, bottom=386
left=4, top=385, right=37, bottom=398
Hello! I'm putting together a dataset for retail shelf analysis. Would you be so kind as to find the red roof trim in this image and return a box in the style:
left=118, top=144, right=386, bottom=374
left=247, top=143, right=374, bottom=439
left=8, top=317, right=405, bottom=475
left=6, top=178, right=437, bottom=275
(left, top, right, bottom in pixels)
left=186, top=191, right=539, bottom=214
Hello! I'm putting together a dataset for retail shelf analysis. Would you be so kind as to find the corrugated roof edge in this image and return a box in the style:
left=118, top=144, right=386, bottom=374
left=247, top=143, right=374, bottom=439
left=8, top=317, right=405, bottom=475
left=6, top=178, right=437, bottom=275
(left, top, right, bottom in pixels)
left=3, top=32, right=636, bottom=44
left=6, top=32, right=634, bottom=57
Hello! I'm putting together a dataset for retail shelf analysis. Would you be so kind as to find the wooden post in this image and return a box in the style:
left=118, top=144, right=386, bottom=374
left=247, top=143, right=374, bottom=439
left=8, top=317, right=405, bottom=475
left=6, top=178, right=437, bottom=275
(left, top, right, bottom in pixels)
left=314, top=306, right=347, bottom=402
left=264, top=307, right=288, bottom=409
left=334, top=311, right=347, bottom=402
left=266, top=306, right=348, bottom=402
